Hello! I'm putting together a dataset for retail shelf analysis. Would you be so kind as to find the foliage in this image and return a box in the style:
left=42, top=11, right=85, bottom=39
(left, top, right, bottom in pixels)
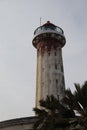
left=63, top=81, right=87, bottom=129
left=33, top=95, right=75, bottom=130
left=33, top=81, right=87, bottom=130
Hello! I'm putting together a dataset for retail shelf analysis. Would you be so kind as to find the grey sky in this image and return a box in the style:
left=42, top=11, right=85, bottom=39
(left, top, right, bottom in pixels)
left=0, top=0, right=87, bottom=121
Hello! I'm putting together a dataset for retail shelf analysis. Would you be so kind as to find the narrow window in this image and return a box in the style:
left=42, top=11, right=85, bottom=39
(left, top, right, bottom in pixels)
left=48, top=52, right=50, bottom=56
left=56, top=79, right=58, bottom=94
left=56, top=79, right=58, bottom=84
left=55, top=64, right=57, bottom=69
left=61, top=65, right=63, bottom=72
left=49, top=79, right=51, bottom=84
left=55, top=52, right=56, bottom=56
left=42, top=67, right=44, bottom=72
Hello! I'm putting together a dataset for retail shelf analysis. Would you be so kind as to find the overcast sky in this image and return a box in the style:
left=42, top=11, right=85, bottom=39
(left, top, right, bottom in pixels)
left=0, top=0, right=87, bottom=121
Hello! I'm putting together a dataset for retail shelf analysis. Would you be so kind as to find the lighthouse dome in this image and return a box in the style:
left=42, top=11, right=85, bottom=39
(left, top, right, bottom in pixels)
left=34, top=21, right=64, bottom=36
left=32, top=21, right=66, bottom=48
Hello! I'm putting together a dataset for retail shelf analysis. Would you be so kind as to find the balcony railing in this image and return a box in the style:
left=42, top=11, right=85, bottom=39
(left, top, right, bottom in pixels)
left=34, top=25, right=64, bottom=36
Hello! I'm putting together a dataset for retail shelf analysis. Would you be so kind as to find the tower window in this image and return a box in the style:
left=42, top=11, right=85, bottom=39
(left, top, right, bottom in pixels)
left=61, top=66, right=63, bottom=72
left=55, top=52, right=56, bottom=56
left=48, top=52, right=50, bottom=56
left=55, top=64, right=57, bottom=69
left=56, top=79, right=58, bottom=84
left=42, top=67, right=44, bottom=72
left=49, top=79, right=51, bottom=83
left=62, top=76, right=65, bottom=85
left=56, top=79, right=58, bottom=95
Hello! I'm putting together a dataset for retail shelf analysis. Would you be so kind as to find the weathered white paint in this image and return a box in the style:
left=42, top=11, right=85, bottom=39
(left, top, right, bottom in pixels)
left=36, top=44, right=65, bottom=108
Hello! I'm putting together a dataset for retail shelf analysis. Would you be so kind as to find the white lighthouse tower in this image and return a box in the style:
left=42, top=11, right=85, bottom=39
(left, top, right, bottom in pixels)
left=32, top=21, right=66, bottom=108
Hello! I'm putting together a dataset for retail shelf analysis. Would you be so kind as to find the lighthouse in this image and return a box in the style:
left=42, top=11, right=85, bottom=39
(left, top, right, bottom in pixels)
left=32, top=21, right=66, bottom=108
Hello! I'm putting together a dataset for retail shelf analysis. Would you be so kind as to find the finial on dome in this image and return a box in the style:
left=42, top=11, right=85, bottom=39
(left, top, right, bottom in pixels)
left=47, top=21, right=50, bottom=24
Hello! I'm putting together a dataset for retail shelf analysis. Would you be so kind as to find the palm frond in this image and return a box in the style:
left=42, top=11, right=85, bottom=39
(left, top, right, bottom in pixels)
left=33, top=108, right=48, bottom=117
left=39, top=95, right=60, bottom=111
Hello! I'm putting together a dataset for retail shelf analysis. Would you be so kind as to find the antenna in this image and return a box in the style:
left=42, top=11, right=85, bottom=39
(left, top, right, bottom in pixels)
left=40, top=17, right=41, bottom=26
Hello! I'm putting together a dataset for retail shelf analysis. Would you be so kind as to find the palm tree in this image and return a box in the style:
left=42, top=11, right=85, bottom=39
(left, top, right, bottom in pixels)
left=33, top=95, right=75, bottom=130
left=63, top=81, right=87, bottom=129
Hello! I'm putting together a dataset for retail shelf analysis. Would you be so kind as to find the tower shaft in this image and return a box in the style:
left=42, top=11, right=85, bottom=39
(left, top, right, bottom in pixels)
left=36, top=40, right=65, bottom=107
